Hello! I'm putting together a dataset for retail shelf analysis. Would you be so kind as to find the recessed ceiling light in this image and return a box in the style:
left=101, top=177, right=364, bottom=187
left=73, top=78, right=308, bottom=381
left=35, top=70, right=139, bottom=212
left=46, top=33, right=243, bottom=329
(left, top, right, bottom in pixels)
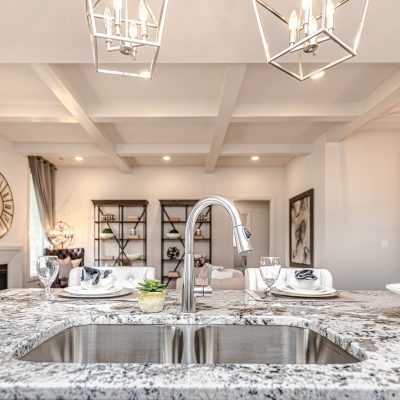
left=163, top=156, right=171, bottom=161
left=251, top=156, right=260, bottom=161
left=311, top=71, right=325, bottom=80
left=74, top=156, right=84, bottom=161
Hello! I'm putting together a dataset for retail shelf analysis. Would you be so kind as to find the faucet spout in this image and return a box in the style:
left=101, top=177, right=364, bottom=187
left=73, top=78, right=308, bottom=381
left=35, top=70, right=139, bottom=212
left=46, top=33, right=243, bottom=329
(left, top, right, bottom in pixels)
left=181, top=195, right=253, bottom=313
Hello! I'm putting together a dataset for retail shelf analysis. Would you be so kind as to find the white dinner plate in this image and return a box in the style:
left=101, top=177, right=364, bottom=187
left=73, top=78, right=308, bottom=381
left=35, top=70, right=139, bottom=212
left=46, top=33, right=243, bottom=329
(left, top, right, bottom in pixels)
left=386, top=284, right=400, bottom=295
left=274, top=284, right=338, bottom=298
left=63, top=285, right=123, bottom=297
left=58, top=286, right=133, bottom=299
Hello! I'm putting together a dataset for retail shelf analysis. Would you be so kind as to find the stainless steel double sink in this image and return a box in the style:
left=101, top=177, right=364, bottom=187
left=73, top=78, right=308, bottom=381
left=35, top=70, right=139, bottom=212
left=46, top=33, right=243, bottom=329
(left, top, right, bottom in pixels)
left=21, top=324, right=359, bottom=365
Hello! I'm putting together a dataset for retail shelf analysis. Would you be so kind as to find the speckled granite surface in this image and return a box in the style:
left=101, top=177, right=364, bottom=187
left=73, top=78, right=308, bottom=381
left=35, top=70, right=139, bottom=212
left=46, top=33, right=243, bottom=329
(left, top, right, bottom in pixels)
left=0, top=289, right=400, bottom=399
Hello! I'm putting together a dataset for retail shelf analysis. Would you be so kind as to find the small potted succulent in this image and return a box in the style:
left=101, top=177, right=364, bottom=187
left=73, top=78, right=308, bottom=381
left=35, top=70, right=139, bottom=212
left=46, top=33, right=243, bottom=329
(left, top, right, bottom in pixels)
left=138, top=279, right=166, bottom=313
left=166, top=228, right=181, bottom=239
left=100, top=228, right=114, bottom=240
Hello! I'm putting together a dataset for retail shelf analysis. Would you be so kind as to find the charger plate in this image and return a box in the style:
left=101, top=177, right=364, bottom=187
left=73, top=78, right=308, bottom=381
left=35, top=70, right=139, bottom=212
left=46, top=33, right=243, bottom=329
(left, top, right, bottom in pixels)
left=275, top=284, right=337, bottom=298
left=245, top=289, right=361, bottom=302
left=58, top=287, right=133, bottom=299
left=386, top=284, right=400, bottom=295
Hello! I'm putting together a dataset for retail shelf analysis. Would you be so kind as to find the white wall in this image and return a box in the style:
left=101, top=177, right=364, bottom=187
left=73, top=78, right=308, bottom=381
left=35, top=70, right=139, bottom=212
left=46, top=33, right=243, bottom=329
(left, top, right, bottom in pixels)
left=285, top=136, right=326, bottom=268
left=286, top=130, right=400, bottom=289
left=325, top=131, right=400, bottom=289
left=55, top=166, right=287, bottom=279
left=0, top=139, right=29, bottom=287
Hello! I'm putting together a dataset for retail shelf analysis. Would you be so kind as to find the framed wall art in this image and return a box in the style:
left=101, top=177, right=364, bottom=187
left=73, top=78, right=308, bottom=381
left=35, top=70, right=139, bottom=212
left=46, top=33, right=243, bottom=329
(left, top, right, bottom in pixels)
left=289, top=189, right=314, bottom=267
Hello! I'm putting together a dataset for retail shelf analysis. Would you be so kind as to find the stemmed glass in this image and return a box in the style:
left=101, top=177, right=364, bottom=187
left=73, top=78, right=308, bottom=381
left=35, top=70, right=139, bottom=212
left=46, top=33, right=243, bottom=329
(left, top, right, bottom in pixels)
left=36, top=256, right=59, bottom=300
left=259, top=257, right=281, bottom=300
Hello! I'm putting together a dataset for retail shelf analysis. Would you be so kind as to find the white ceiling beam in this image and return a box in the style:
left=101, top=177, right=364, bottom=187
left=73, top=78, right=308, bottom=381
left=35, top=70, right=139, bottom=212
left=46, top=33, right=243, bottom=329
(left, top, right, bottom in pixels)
left=117, top=143, right=209, bottom=156
left=14, top=143, right=105, bottom=157
left=0, top=105, right=76, bottom=123
left=231, top=104, right=360, bottom=123
left=326, top=69, right=400, bottom=142
left=221, top=143, right=313, bottom=155
left=205, top=64, right=248, bottom=173
left=18, top=142, right=312, bottom=158
left=31, top=64, right=131, bottom=173
left=89, top=104, right=217, bottom=123
left=0, top=104, right=359, bottom=124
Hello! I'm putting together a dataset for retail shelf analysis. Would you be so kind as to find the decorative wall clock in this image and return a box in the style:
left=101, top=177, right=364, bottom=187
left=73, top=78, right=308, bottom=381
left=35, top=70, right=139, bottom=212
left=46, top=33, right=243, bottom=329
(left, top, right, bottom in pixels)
left=0, top=173, right=14, bottom=238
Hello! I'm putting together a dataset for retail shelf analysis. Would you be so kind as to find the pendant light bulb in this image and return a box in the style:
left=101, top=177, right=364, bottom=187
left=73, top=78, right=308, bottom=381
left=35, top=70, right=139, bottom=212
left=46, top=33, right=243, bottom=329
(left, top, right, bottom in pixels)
left=302, top=0, right=312, bottom=12
left=113, top=0, right=122, bottom=11
left=289, top=10, right=298, bottom=45
left=309, top=15, right=318, bottom=35
left=326, top=0, right=335, bottom=32
left=104, top=7, right=113, bottom=30
left=139, top=0, right=149, bottom=22
left=139, top=0, right=149, bottom=39
left=129, top=21, right=138, bottom=39
left=289, top=10, right=298, bottom=30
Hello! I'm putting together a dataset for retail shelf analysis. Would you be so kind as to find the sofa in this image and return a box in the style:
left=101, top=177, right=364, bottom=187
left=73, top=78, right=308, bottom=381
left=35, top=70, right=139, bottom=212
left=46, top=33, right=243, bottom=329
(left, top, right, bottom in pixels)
left=176, top=264, right=245, bottom=290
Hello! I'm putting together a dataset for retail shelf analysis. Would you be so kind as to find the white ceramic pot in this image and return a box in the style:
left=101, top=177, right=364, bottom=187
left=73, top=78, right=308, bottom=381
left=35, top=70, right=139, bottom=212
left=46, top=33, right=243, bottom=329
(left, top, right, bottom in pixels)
left=127, top=253, right=141, bottom=260
left=138, top=291, right=166, bottom=313
left=100, top=233, right=114, bottom=240
left=166, top=233, right=181, bottom=239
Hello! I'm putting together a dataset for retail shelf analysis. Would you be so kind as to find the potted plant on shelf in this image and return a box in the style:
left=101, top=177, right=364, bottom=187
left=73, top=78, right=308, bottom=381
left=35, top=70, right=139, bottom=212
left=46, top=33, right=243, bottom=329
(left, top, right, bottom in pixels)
left=137, top=279, right=166, bottom=313
left=100, top=228, right=114, bottom=240
left=166, top=228, right=181, bottom=239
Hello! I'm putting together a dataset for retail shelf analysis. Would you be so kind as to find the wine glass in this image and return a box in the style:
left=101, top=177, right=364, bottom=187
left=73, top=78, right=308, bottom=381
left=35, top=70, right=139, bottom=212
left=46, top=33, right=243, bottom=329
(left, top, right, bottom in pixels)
left=259, top=257, right=281, bottom=300
left=36, top=256, right=59, bottom=300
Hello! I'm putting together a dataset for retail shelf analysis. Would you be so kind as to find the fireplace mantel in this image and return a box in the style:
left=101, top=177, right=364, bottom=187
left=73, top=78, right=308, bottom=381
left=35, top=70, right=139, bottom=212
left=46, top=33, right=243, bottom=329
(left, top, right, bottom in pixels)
left=0, top=246, right=23, bottom=288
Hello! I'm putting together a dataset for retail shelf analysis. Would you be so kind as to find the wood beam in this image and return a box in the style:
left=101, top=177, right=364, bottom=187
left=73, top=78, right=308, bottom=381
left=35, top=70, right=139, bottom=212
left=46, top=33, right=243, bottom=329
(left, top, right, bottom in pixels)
left=205, top=64, right=248, bottom=173
left=31, top=64, right=131, bottom=173
left=326, top=69, right=400, bottom=142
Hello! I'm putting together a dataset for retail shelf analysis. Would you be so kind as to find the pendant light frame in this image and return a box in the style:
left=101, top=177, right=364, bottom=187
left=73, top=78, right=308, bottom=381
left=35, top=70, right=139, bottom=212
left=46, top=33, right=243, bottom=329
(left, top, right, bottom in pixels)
left=86, top=0, right=169, bottom=79
left=252, top=0, right=370, bottom=81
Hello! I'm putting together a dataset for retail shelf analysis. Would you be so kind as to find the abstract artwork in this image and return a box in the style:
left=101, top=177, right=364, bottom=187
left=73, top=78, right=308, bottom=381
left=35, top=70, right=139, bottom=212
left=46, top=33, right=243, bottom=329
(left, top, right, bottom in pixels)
left=289, top=189, right=314, bottom=267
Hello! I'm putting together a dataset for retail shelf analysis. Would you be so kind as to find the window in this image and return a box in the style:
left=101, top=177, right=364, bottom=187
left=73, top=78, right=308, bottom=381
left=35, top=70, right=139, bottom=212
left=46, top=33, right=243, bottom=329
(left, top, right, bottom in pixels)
left=29, top=175, right=46, bottom=277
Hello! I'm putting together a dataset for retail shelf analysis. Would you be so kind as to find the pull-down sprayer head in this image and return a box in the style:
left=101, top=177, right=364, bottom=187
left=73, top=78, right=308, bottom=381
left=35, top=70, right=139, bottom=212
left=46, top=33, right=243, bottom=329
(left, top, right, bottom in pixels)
left=233, top=225, right=253, bottom=255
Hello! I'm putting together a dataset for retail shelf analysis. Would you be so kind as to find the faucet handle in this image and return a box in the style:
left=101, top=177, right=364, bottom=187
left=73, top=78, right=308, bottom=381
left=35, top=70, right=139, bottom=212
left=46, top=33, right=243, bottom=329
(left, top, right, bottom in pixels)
left=207, top=264, right=213, bottom=286
left=243, top=228, right=251, bottom=239
left=193, top=265, right=213, bottom=297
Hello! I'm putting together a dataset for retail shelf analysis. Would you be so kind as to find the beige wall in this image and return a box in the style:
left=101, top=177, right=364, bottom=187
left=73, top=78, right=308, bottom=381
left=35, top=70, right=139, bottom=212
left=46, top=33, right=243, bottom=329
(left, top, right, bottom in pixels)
left=286, top=131, right=400, bottom=289
left=1, top=128, right=398, bottom=290
left=55, top=166, right=287, bottom=279
left=0, top=140, right=29, bottom=287
left=325, top=131, right=400, bottom=289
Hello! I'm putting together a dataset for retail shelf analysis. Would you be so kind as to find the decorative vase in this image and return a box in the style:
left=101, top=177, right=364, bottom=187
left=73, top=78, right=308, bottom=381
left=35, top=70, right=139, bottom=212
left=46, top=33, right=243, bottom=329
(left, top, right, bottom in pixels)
left=138, top=291, right=166, bottom=313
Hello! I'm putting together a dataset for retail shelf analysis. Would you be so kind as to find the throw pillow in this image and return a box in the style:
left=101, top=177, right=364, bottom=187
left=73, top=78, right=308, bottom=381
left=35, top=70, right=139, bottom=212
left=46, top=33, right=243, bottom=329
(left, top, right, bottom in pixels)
left=58, top=257, right=73, bottom=281
left=71, top=258, right=82, bottom=268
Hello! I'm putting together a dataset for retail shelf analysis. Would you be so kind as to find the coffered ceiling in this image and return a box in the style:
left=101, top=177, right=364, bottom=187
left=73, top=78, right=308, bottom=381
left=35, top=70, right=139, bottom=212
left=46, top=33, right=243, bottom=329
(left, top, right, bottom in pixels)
left=0, top=1, right=399, bottom=172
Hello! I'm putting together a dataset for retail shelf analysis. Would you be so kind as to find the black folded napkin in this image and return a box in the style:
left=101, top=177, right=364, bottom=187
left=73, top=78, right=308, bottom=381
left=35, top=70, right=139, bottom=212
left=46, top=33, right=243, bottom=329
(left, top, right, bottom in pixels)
left=81, top=266, right=113, bottom=285
left=295, top=269, right=317, bottom=281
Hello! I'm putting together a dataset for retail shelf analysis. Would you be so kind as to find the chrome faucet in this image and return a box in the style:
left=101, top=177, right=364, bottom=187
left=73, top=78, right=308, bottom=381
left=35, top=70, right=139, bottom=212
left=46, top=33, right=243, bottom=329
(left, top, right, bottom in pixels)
left=181, top=195, right=253, bottom=313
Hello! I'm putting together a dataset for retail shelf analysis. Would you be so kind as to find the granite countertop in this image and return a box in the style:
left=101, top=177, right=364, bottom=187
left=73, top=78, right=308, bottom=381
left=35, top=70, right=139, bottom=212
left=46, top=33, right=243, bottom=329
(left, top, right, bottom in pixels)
left=1, top=288, right=400, bottom=399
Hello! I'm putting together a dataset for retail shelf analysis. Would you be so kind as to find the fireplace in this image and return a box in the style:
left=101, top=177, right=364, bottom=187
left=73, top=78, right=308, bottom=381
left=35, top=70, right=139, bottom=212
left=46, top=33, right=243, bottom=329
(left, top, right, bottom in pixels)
left=0, top=265, right=7, bottom=290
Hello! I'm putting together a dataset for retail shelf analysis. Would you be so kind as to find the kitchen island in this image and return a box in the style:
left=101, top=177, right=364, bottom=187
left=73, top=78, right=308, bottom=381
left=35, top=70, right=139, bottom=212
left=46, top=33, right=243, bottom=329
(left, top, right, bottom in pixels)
left=1, top=289, right=400, bottom=399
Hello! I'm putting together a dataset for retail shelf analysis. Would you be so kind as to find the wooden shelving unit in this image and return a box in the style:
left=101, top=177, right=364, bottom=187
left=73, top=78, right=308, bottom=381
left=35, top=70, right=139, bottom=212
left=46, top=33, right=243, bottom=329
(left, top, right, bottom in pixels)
left=160, top=200, right=212, bottom=287
left=92, top=200, right=148, bottom=267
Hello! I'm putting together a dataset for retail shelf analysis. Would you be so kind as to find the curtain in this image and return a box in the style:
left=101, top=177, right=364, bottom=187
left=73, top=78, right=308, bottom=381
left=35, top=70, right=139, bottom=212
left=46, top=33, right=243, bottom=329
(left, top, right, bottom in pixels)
left=28, top=156, right=57, bottom=238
